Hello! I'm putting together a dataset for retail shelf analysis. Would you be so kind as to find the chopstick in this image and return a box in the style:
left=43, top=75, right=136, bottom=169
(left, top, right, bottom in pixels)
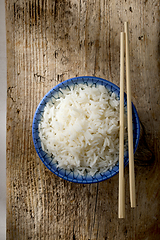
left=124, top=22, right=136, bottom=208
left=118, top=32, right=125, bottom=218
left=119, top=22, right=136, bottom=217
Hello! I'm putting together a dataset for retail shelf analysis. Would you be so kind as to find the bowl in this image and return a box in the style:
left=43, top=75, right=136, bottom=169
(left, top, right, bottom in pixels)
left=32, top=76, right=140, bottom=184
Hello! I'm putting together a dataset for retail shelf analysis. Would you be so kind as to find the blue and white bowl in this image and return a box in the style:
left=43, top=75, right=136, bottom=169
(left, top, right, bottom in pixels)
left=32, top=76, right=140, bottom=184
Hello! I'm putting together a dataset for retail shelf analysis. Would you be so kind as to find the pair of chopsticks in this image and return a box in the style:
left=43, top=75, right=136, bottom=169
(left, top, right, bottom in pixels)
left=118, top=22, right=136, bottom=218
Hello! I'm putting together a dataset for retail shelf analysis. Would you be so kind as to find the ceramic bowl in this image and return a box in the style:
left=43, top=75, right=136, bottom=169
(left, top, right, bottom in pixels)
left=32, top=76, right=140, bottom=184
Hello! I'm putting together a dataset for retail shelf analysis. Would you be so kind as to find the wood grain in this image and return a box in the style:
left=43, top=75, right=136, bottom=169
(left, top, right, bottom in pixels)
left=6, top=0, right=160, bottom=239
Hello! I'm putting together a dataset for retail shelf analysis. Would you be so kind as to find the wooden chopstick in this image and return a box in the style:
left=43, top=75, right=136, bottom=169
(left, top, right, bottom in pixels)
left=124, top=22, right=136, bottom=208
left=118, top=32, right=125, bottom=218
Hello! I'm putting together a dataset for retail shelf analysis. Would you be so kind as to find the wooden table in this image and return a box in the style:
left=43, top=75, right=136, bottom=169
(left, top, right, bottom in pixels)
left=6, top=0, right=160, bottom=239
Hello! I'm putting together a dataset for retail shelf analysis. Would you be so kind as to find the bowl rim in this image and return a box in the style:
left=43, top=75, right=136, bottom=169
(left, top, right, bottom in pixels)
left=32, top=76, right=140, bottom=184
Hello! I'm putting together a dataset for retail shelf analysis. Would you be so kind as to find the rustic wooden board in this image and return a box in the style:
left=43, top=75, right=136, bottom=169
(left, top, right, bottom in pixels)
left=6, top=0, right=160, bottom=239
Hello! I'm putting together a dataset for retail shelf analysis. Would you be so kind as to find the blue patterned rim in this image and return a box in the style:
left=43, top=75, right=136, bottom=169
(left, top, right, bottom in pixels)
left=32, top=76, right=140, bottom=184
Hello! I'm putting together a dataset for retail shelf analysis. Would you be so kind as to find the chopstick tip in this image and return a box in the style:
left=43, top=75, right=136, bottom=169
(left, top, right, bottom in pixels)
left=124, top=21, right=128, bottom=27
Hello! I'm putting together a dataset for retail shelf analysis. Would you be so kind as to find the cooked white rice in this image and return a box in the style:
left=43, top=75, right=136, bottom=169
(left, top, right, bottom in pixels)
left=39, top=84, right=121, bottom=176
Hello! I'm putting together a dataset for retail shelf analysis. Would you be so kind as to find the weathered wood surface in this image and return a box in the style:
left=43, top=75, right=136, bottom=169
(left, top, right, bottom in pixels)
left=6, top=0, right=160, bottom=239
